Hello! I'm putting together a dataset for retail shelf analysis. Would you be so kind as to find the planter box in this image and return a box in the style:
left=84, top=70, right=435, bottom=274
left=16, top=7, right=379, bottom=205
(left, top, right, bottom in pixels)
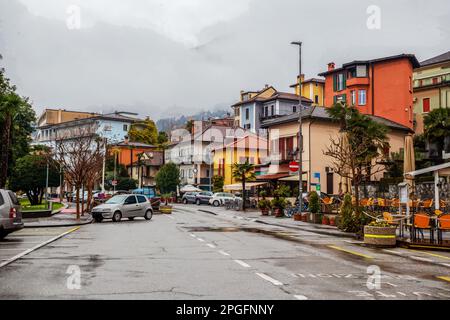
left=293, top=213, right=302, bottom=221
left=160, top=205, right=173, bottom=214
left=22, top=210, right=52, bottom=219
left=261, top=209, right=269, bottom=216
left=364, top=226, right=397, bottom=247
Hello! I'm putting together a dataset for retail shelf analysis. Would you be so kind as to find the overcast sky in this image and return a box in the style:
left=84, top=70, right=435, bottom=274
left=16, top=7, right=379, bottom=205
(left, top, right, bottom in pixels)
left=1, top=0, right=449, bottom=120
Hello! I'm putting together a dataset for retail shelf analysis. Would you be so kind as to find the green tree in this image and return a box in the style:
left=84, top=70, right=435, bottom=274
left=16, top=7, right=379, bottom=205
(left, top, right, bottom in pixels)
left=231, top=161, right=255, bottom=212
left=10, top=153, right=60, bottom=205
left=116, top=178, right=137, bottom=191
left=157, top=131, right=169, bottom=144
left=212, top=175, right=224, bottom=193
left=128, top=119, right=158, bottom=145
left=186, top=120, right=194, bottom=134
left=424, top=108, right=450, bottom=150
left=156, top=162, right=180, bottom=194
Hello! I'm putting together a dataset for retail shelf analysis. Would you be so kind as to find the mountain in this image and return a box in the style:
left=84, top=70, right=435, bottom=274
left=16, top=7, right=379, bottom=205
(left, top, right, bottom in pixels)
left=156, top=109, right=231, bottom=132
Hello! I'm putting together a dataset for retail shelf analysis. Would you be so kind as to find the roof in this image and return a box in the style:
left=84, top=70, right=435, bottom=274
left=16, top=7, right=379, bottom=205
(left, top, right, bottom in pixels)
left=113, top=141, right=156, bottom=148
left=260, top=106, right=413, bottom=132
left=290, top=78, right=325, bottom=88
left=213, top=134, right=268, bottom=151
left=318, top=54, right=420, bottom=76
left=38, top=112, right=140, bottom=129
left=419, top=51, right=450, bottom=67
left=256, top=173, right=290, bottom=181
left=232, top=88, right=312, bottom=107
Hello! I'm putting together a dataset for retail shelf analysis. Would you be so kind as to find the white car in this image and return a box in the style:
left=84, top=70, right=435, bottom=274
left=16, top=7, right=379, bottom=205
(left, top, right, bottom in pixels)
left=209, top=193, right=242, bottom=207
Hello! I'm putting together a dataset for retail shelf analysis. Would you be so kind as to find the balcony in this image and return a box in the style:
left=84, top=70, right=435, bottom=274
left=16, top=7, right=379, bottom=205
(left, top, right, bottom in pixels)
left=346, top=77, right=370, bottom=87
left=414, top=73, right=450, bottom=90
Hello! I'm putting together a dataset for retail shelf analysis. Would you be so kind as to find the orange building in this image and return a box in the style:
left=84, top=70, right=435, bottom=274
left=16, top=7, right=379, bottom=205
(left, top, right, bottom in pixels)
left=318, top=54, right=420, bottom=129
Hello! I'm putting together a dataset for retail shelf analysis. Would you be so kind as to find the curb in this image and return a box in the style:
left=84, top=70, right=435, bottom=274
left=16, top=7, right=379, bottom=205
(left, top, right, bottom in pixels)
left=24, top=218, right=93, bottom=228
left=198, top=209, right=218, bottom=216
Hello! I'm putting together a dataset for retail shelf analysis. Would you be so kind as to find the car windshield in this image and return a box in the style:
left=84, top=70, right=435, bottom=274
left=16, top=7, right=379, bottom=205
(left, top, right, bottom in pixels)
left=105, top=195, right=128, bottom=204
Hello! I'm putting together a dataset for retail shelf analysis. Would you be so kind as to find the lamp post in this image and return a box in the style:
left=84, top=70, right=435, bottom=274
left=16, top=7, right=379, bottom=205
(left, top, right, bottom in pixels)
left=291, top=41, right=303, bottom=215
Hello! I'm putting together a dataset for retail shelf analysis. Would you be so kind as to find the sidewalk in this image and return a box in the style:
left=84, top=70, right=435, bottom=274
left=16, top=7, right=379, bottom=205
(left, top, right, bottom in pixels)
left=196, top=206, right=357, bottom=239
left=24, top=202, right=93, bottom=228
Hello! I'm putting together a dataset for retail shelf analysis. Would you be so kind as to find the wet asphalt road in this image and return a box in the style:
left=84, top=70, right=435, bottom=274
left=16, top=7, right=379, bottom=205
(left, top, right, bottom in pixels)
left=0, top=205, right=449, bottom=300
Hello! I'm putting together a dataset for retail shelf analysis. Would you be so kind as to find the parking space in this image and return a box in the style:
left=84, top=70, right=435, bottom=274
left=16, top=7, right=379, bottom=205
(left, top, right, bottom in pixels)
left=0, top=227, right=77, bottom=266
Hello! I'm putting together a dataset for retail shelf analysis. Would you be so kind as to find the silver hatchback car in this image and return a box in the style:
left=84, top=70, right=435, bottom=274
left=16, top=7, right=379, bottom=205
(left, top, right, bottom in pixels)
left=91, top=194, right=153, bottom=223
left=0, top=189, right=24, bottom=239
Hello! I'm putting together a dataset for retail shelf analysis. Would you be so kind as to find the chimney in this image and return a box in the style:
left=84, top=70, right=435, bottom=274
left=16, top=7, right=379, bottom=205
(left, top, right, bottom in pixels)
left=265, top=84, right=269, bottom=88
left=298, top=74, right=305, bottom=83
left=328, top=62, right=335, bottom=71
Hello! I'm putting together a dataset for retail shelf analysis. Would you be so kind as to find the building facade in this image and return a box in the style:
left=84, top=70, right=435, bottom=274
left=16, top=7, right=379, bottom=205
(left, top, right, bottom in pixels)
left=319, top=54, right=420, bottom=130
left=232, top=86, right=312, bottom=134
left=290, top=75, right=325, bottom=106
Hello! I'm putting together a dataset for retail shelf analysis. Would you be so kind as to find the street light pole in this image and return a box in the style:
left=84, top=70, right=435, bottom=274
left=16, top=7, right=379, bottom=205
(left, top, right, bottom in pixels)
left=291, top=41, right=303, bottom=215
left=45, top=160, right=49, bottom=208
left=102, top=138, right=107, bottom=193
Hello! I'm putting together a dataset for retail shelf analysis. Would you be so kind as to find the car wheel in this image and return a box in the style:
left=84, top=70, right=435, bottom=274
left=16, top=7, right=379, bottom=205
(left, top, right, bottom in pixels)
left=144, top=209, right=153, bottom=220
left=94, top=216, right=103, bottom=223
left=196, top=199, right=201, bottom=205
left=112, top=211, right=122, bottom=222
left=183, top=199, right=188, bottom=204
left=213, top=200, right=220, bottom=207
left=128, top=217, right=135, bottom=221
left=0, top=228, right=6, bottom=240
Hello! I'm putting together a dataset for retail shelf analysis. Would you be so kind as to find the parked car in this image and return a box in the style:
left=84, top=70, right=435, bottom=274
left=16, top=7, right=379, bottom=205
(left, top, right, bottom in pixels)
left=91, top=194, right=153, bottom=223
left=182, top=192, right=199, bottom=204
left=132, top=186, right=161, bottom=211
left=195, top=192, right=213, bottom=205
left=209, top=193, right=242, bottom=207
left=0, top=189, right=24, bottom=239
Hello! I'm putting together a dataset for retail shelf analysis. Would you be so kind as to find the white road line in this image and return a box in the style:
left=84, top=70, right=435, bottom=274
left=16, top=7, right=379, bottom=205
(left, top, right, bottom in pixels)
left=255, top=273, right=283, bottom=286
left=190, top=234, right=197, bottom=238
left=441, top=263, right=450, bottom=268
left=384, top=282, right=398, bottom=287
left=218, top=250, right=230, bottom=256
left=410, top=256, right=434, bottom=263
left=294, top=295, right=308, bottom=300
left=234, top=260, right=251, bottom=268
left=206, top=244, right=216, bottom=248
left=197, top=238, right=205, bottom=242
left=383, top=249, right=404, bottom=256
left=0, top=248, right=31, bottom=251
left=290, top=273, right=299, bottom=278
left=0, top=227, right=80, bottom=269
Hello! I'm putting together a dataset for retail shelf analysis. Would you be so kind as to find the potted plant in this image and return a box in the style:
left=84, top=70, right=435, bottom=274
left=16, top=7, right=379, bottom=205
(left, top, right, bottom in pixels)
left=160, top=193, right=173, bottom=214
left=258, top=199, right=271, bottom=216
left=308, top=191, right=321, bottom=223
left=271, top=198, right=286, bottom=217
left=322, top=215, right=330, bottom=225
left=364, top=220, right=397, bottom=247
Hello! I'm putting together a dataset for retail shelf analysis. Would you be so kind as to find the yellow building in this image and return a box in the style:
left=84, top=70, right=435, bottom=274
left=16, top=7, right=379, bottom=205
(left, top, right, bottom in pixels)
left=413, top=51, right=450, bottom=134
left=37, top=109, right=98, bottom=127
left=213, top=135, right=268, bottom=186
left=290, top=74, right=325, bottom=106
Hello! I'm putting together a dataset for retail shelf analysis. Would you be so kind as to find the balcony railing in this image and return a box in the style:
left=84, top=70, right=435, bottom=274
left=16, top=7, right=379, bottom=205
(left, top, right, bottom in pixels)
left=414, top=73, right=450, bottom=89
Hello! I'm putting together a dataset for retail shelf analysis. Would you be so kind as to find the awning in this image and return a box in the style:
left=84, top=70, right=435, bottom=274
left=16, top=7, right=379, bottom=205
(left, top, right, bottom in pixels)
left=256, top=173, right=290, bottom=181
left=224, top=182, right=268, bottom=191
left=180, top=185, right=203, bottom=193
left=278, top=173, right=308, bottom=181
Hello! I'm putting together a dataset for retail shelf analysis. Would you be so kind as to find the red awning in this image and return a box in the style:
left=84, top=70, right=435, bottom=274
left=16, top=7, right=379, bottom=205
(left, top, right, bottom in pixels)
left=256, top=173, right=290, bottom=180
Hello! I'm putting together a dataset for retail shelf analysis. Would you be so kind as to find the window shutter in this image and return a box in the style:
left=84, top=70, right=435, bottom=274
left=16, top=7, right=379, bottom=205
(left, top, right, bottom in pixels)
left=343, top=74, right=347, bottom=89
left=333, top=74, right=337, bottom=92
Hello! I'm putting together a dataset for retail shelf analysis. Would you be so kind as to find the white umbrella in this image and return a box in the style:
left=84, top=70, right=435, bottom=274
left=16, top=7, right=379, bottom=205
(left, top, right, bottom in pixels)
left=180, top=185, right=202, bottom=193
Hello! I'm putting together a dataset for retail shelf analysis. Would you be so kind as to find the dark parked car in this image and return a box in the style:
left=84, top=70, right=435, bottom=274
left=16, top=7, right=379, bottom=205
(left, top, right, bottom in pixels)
left=132, top=186, right=161, bottom=211
left=195, top=192, right=213, bottom=205
left=182, top=192, right=199, bottom=204
left=0, top=190, right=23, bottom=239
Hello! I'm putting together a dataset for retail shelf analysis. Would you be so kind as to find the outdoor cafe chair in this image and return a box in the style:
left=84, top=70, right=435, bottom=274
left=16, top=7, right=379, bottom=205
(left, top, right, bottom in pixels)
left=437, top=214, right=450, bottom=245
left=421, top=199, right=434, bottom=214
left=412, top=213, right=433, bottom=243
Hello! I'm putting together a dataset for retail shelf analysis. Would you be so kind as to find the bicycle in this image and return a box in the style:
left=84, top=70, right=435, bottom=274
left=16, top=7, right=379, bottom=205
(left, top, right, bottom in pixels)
left=284, top=203, right=301, bottom=218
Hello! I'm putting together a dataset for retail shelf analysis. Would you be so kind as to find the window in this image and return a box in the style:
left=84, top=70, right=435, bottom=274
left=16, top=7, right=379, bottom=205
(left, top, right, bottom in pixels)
left=0, top=193, right=4, bottom=206
left=206, top=169, right=210, bottom=177
left=432, top=77, right=438, bottom=85
left=423, top=98, right=430, bottom=113
left=245, top=108, right=249, bottom=120
left=264, top=106, right=269, bottom=117
left=123, top=124, right=128, bottom=131
left=293, top=105, right=297, bottom=113
left=351, top=90, right=356, bottom=106
left=245, top=124, right=251, bottom=130
left=334, top=73, right=346, bottom=91
left=137, top=196, right=147, bottom=203
left=358, top=90, right=367, bottom=106
left=189, top=169, right=193, bottom=178
left=125, top=196, right=137, bottom=205
left=271, top=105, right=274, bottom=115
left=235, top=108, right=240, bottom=117
left=8, top=191, right=19, bottom=205
left=356, top=65, right=367, bottom=77
left=315, top=95, right=319, bottom=104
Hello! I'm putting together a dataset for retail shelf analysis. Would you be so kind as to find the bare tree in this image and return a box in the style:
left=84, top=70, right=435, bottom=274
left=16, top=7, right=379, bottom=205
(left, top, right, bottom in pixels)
left=55, top=125, right=105, bottom=219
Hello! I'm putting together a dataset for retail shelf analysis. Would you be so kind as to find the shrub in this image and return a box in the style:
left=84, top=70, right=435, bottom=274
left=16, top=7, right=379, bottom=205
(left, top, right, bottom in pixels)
left=258, top=199, right=271, bottom=210
left=308, top=191, right=320, bottom=214
left=271, top=197, right=287, bottom=210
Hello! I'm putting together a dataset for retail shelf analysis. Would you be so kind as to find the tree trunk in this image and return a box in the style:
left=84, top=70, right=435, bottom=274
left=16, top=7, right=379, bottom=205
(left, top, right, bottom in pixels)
left=0, top=113, right=12, bottom=188
left=75, top=186, right=80, bottom=220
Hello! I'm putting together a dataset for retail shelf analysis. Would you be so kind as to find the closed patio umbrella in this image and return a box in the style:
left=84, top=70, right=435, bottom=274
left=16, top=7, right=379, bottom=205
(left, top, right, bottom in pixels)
left=403, top=134, right=416, bottom=187
left=339, top=132, right=352, bottom=195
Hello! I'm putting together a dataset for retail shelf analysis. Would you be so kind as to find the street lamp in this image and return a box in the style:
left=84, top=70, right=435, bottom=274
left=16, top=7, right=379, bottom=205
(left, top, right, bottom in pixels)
left=291, top=41, right=304, bottom=215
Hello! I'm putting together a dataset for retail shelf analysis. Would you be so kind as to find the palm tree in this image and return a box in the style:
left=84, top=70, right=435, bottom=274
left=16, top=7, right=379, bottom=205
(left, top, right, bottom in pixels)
left=424, top=108, right=450, bottom=143
left=232, top=161, right=256, bottom=212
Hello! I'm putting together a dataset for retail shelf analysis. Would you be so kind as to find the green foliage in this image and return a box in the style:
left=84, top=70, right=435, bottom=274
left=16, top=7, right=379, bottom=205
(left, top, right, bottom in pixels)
left=116, top=178, right=137, bottom=191
left=186, top=120, right=194, bottom=134
left=128, top=119, right=158, bottom=145
left=157, top=131, right=169, bottom=145
left=368, top=220, right=392, bottom=228
left=10, top=154, right=59, bottom=205
left=274, top=184, right=291, bottom=198
left=308, top=191, right=320, bottom=214
left=424, top=108, right=450, bottom=143
left=156, top=162, right=180, bottom=194
left=212, top=175, right=224, bottom=193
left=232, top=161, right=256, bottom=211
left=258, top=199, right=271, bottom=210
left=271, top=197, right=287, bottom=209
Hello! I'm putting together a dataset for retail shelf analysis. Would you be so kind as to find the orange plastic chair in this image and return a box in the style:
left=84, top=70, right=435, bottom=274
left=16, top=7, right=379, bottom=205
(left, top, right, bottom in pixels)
left=413, top=214, right=432, bottom=242
left=377, top=198, right=386, bottom=207
left=438, top=214, right=450, bottom=244
left=422, top=199, right=433, bottom=208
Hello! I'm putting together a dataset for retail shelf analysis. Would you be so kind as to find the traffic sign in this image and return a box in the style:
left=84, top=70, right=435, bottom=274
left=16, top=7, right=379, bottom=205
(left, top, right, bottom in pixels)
left=289, top=161, right=300, bottom=172
left=112, top=180, right=118, bottom=186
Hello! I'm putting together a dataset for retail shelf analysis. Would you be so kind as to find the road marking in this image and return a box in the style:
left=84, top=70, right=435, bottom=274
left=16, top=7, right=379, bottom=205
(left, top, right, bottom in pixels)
left=290, top=273, right=299, bottom=278
left=294, top=295, right=308, bottom=300
left=441, top=263, right=450, bottom=268
left=234, top=260, right=251, bottom=268
left=328, top=245, right=373, bottom=259
left=197, top=238, right=205, bottom=242
left=0, top=248, right=31, bottom=251
left=436, top=276, right=450, bottom=283
left=0, top=227, right=80, bottom=269
left=384, top=282, right=398, bottom=287
left=206, top=244, right=216, bottom=248
left=218, top=250, right=230, bottom=256
left=407, top=249, right=450, bottom=261
left=410, top=256, right=433, bottom=263
left=190, top=234, right=197, bottom=238
left=383, top=249, right=404, bottom=256
left=255, top=273, right=283, bottom=286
